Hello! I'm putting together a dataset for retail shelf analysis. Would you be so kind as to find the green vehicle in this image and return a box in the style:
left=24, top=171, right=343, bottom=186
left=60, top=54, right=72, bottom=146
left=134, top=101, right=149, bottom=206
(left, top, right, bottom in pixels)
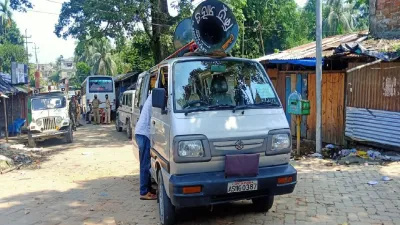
left=27, top=91, right=73, bottom=147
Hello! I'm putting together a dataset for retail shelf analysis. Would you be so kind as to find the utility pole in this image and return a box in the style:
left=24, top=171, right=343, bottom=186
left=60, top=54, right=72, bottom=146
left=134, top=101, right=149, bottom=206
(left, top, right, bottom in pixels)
left=22, top=29, right=33, bottom=62
left=32, top=43, right=40, bottom=68
left=316, top=0, right=323, bottom=153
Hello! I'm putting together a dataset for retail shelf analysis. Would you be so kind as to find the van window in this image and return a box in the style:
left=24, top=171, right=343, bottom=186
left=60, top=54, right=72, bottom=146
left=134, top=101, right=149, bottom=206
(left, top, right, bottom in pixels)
left=135, top=77, right=144, bottom=108
left=127, top=94, right=132, bottom=107
left=173, top=60, right=280, bottom=111
left=122, top=94, right=126, bottom=106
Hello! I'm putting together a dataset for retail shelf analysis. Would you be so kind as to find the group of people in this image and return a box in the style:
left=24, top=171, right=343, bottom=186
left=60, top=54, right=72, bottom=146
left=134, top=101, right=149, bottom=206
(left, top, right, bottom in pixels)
left=68, top=93, right=112, bottom=128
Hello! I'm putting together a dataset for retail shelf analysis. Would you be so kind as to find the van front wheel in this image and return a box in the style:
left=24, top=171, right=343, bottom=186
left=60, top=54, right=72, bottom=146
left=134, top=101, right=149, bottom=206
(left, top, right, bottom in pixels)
left=252, top=195, right=274, bottom=212
left=157, top=170, right=175, bottom=225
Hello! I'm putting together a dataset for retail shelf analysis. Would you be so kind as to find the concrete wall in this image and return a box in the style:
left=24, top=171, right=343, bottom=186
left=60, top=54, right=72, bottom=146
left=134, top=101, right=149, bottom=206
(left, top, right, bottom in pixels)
left=370, top=0, right=400, bottom=39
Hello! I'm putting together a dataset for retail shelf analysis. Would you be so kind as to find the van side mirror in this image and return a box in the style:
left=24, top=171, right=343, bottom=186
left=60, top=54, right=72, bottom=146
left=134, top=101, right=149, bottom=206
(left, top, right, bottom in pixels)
left=152, top=88, right=167, bottom=114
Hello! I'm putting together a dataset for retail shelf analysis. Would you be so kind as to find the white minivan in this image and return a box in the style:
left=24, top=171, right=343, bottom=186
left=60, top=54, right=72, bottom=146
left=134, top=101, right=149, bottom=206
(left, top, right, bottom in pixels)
left=132, top=57, right=296, bottom=225
left=116, top=90, right=136, bottom=138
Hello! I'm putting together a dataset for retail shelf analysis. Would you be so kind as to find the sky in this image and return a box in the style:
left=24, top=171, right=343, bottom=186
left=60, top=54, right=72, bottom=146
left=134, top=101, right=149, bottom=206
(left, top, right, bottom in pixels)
left=13, top=0, right=307, bottom=64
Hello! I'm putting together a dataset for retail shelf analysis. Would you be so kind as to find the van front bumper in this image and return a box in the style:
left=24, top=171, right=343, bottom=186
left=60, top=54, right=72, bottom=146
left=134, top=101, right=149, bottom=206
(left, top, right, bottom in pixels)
left=168, top=163, right=297, bottom=208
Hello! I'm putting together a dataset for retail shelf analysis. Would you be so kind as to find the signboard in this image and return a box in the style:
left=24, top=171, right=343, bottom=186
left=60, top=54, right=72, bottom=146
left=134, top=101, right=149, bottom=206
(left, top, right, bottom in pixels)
left=11, top=62, right=28, bottom=84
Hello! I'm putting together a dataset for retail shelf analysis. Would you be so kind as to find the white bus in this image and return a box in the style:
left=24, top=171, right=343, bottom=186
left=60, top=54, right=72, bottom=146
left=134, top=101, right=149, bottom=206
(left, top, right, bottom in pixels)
left=81, top=75, right=116, bottom=115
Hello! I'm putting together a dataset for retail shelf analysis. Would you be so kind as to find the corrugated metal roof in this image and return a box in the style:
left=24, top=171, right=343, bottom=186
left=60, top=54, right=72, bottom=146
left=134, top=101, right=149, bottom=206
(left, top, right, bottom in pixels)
left=256, top=31, right=368, bottom=62
left=346, top=107, right=400, bottom=148
left=0, top=76, right=17, bottom=94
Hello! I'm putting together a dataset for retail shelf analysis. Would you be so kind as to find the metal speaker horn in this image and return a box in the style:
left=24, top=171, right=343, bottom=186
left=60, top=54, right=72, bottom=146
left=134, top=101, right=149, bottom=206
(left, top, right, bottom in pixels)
left=173, top=18, right=193, bottom=50
left=191, top=0, right=239, bottom=53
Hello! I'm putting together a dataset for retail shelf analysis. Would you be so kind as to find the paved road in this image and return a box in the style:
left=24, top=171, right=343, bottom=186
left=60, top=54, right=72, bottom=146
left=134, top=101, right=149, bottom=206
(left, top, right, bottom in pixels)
left=0, top=124, right=399, bottom=225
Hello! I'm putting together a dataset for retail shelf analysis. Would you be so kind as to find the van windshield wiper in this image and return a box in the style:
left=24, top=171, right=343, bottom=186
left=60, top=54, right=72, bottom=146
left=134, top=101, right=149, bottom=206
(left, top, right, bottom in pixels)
left=184, top=107, right=208, bottom=116
left=232, top=102, right=281, bottom=113
left=253, top=101, right=281, bottom=107
left=207, top=104, right=235, bottom=110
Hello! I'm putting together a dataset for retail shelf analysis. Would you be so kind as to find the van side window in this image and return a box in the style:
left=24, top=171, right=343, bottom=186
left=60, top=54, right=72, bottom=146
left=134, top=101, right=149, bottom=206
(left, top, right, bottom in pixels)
left=157, top=66, right=168, bottom=94
left=135, top=77, right=144, bottom=108
left=122, top=94, right=126, bottom=106
left=127, top=94, right=132, bottom=107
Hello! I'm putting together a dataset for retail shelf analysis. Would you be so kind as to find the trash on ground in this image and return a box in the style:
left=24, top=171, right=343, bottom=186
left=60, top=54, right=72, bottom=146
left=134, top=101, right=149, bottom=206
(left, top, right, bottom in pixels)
left=382, top=176, right=392, bottom=181
left=325, top=144, right=335, bottom=149
left=325, top=162, right=334, bottom=166
left=99, top=192, right=109, bottom=197
left=368, top=181, right=378, bottom=185
left=310, top=153, right=322, bottom=158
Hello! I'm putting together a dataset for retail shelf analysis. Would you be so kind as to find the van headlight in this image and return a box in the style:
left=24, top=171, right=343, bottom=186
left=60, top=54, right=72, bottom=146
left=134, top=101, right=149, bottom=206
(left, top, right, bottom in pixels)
left=271, top=134, right=290, bottom=150
left=178, top=140, right=204, bottom=157
left=36, top=119, right=42, bottom=126
left=56, top=117, right=62, bottom=124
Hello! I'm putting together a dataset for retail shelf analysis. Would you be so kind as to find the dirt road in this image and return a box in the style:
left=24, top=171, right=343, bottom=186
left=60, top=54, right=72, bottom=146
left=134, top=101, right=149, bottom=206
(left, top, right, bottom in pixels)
left=0, top=124, right=399, bottom=225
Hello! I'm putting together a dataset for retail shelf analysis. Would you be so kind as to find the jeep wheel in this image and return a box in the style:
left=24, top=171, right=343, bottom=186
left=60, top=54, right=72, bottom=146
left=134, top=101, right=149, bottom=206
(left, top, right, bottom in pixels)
left=27, top=133, right=36, bottom=148
left=65, top=125, right=73, bottom=143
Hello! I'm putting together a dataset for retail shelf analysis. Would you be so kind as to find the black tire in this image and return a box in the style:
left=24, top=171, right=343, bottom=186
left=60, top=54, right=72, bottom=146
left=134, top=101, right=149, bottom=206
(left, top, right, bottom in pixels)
left=126, top=119, right=132, bottom=139
left=27, top=133, right=36, bottom=148
left=65, top=125, right=73, bottom=143
left=115, top=115, right=122, bottom=132
left=157, top=170, right=175, bottom=225
left=252, top=195, right=274, bottom=212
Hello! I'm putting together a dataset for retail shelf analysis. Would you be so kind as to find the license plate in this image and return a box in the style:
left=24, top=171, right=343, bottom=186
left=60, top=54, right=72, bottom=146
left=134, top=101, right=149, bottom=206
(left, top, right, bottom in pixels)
left=227, top=180, right=258, bottom=193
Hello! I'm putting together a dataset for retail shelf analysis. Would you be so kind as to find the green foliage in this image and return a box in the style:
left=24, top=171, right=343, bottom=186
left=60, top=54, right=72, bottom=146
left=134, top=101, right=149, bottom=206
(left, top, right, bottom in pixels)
left=48, top=71, right=60, bottom=85
left=0, top=42, right=26, bottom=73
left=54, top=0, right=173, bottom=63
left=74, top=38, right=117, bottom=76
left=0, top=20, right=23, bottom=45
left=69, top=61, right=90, bottom=88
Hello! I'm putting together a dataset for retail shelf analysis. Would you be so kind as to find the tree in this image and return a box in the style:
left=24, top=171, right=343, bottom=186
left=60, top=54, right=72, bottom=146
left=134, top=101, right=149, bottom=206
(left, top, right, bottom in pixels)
left=241, top=0, right=308, bottom=57
left=69, top=61, right=90, bottom=87
left=1, top=0, right=13, bottom=29
left=0, top=20, right=23, bottom=45
left=54, top=0, right=177, bottom=64
left=8, top=0, right=32, bottom=12
left=0, top=42, right=26, bottom=73
left=76, top=38, right=117, bottom=76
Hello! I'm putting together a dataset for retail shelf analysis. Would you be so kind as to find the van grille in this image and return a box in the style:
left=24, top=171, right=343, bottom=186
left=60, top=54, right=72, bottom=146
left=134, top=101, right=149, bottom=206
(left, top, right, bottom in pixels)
left=43, top=117, right=57, bottom=130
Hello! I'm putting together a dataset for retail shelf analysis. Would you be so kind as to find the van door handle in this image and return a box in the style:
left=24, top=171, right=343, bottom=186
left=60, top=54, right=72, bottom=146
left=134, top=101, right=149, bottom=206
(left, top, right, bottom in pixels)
left=152, top=121, right=155, bottom=125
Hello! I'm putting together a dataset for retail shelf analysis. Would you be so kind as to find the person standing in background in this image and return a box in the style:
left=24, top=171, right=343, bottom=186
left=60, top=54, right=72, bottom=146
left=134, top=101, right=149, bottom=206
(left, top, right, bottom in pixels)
left=105, top=94, right=111, bottom=124
left=92, top=95, right=101, bottom=125
left=69, top=96, right=77, bottom=131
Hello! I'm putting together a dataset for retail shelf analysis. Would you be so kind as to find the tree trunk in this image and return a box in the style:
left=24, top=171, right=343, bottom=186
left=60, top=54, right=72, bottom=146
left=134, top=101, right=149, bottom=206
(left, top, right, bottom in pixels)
left=150, top=0, right=170, bottom=64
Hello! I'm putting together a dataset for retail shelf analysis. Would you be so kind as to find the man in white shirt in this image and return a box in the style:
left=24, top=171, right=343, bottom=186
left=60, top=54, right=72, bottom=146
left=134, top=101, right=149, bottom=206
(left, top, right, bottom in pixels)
left=134, top=94, right=156, bottom=200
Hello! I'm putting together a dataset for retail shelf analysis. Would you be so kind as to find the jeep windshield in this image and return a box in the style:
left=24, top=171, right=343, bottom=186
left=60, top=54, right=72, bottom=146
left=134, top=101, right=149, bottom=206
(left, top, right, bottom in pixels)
left=173, top=59, right=280, bottom=113
left=31, top=96, right=66, bottom=111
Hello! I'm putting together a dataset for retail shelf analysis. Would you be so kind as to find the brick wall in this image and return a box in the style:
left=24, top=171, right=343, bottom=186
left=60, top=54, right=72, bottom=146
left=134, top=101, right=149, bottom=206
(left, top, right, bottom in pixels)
left=370, top=0, right=400, bottom=38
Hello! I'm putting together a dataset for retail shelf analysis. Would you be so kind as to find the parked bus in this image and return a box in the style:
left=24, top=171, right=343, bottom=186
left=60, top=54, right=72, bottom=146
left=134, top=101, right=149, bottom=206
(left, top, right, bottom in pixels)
left=81, top=75, right=116, bottom=117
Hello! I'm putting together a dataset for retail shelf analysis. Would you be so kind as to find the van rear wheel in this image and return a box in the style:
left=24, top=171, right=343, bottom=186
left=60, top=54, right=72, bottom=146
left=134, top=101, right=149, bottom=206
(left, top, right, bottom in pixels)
left=157, top=170, right=175, bottom=225
left=252, top=195, right=274, bottom=212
